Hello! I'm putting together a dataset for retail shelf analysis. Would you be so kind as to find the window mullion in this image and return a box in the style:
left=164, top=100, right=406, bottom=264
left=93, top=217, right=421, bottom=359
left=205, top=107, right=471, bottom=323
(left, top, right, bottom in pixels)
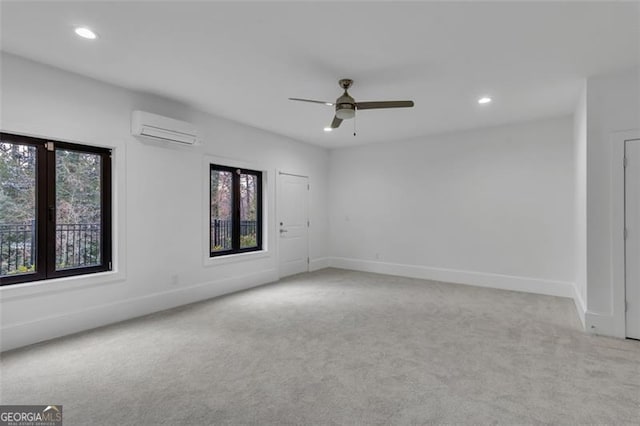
left=45, top=143, right=56, bottom=276
left=232, top=170, right=241, bottom=250
left=33, top=142, right=49, bottom=281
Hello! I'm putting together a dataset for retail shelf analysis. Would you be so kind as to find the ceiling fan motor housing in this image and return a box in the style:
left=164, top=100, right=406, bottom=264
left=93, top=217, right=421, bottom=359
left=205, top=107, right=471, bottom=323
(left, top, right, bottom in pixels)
left=335, top=92, right=356, bottom=119
left=336, top=103, right=356, bottom=119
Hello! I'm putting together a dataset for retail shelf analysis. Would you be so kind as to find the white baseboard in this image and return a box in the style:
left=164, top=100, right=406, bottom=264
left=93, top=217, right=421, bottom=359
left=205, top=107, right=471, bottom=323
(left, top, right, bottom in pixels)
left=328, top=257, right=575, bottom=298
left=309, top=257, right=329, bottom=272
left=585, top=311, right=625, bottom=338
left=571, top=282, right=586, bottom=330
left=1, top=268, right=278, bottom=352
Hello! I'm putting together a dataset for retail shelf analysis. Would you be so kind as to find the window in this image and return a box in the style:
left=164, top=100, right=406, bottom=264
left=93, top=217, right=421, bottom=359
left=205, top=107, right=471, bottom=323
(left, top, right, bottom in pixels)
left=210, top=164, right=262, bottom=257
left=0, top=133, right=112, bottom=286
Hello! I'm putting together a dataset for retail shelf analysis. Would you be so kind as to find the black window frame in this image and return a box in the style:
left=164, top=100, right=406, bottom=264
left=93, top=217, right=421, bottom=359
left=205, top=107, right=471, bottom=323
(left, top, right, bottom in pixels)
left=209, top=164, right=263, bottom=257
left=0, top=132, right=112, bottom=286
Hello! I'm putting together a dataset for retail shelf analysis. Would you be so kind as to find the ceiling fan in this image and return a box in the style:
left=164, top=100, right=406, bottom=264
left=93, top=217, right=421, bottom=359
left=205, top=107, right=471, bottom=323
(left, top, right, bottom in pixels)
left=289, top=79, right=414, bottom=130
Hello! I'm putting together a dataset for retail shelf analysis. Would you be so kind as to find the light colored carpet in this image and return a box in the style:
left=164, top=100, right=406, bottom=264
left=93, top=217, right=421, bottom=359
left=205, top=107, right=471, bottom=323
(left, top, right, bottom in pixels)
left=1, top=268, right=639, bottom=425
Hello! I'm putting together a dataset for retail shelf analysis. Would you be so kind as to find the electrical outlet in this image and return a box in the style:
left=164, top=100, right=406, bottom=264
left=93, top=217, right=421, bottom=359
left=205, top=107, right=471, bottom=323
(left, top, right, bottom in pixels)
left=171, top=274, right=179, bottom=286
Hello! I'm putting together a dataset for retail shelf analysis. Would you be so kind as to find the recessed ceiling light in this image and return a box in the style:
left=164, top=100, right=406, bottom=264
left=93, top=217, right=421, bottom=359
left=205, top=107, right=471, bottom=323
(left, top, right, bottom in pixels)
left=74, top=27, right=97, bottom=40
left=478, top=97, right=492, bottom=104
left=325, top=103, right=333, bottom=106
left=323, top=127, right=333, bottom=132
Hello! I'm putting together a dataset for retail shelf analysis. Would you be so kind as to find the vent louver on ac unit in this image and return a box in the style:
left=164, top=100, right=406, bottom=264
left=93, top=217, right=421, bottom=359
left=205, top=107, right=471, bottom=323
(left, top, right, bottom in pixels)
left=131, top=111, right=198, bottom=145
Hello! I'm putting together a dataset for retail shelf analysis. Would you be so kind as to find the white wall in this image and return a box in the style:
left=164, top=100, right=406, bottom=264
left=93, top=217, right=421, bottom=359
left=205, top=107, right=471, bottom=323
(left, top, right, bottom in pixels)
left=0, top=53, right=329, bottom=351
left=329, top=117, right=576, bottom=297
left=585, top=67, right=640, bottom=336
left=573, top=82, right=588, bottom=327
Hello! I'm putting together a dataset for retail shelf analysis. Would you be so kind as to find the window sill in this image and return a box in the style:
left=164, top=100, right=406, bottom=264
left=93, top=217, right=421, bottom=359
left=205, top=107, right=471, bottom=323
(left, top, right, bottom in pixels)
left=0, top=269, right=125, bottom=301
left=204, top=250, right=270, bottom=267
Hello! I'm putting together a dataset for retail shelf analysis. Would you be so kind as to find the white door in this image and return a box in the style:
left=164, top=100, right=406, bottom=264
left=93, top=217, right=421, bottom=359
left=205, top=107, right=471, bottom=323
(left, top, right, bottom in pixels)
left=278, top=173, right=309, bottom=277
left=626, top=139, right=640, bottom=339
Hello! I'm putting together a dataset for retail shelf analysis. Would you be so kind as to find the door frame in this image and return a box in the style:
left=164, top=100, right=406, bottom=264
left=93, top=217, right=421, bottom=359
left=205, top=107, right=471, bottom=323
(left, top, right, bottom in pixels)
left=611, top=131, right=640, bottom=338
left=276, top=170, right=309, bottom=279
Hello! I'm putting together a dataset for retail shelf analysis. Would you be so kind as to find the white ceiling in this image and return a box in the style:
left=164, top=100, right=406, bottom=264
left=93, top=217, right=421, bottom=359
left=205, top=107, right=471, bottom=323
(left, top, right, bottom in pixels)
left=1, top=1, right=638, bottom=148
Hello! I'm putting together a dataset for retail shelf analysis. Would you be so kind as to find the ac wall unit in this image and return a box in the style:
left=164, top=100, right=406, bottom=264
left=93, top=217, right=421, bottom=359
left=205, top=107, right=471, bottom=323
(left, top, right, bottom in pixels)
left=131, top=110, right=198, bottom=145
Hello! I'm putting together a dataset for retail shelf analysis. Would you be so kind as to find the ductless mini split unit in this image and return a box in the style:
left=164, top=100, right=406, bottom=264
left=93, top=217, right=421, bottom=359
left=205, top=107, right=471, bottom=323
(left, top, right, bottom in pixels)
left=131, top=110, right=198, bottom=145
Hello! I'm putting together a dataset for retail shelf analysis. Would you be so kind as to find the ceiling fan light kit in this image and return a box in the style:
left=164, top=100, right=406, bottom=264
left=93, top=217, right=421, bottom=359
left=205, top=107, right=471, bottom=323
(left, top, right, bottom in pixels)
left=289, top=78, right=414, bottom=132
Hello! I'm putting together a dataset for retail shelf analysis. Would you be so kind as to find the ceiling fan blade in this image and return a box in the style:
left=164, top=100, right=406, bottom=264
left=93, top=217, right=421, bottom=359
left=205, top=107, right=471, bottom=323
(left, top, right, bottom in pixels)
left=289, top=98, right=334, bottom=106
left=356, top=101, right=414, bottom=110
left=331, top=116, right=343, bottom=129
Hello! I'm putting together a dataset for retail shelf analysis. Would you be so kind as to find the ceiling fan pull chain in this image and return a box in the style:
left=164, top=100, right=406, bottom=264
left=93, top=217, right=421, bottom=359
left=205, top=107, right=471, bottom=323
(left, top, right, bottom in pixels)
left=353, top=113, right=357, bottom=137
